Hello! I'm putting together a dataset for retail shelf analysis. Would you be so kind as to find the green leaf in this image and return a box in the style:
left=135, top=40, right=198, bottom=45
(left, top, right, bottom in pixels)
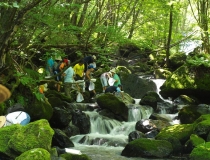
left=13, top=2, right=19, bottom=8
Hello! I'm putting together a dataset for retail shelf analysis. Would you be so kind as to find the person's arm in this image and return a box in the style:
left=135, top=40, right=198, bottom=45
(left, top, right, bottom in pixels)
left=86, top=70, right=91, bottom=80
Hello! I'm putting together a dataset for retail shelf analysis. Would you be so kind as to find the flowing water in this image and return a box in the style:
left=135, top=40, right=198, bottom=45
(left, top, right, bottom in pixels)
left=69, top=79, right=178, bottom=160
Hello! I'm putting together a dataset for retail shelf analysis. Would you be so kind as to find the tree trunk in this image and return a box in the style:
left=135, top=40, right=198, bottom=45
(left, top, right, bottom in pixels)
left=166, top=5, right=173, bottom=67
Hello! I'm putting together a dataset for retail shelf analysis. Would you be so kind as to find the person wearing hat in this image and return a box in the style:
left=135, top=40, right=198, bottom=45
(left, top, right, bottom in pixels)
left=110, top=69, right=121, bottom=87
left=83, top=55, right=96, bottom=72
left=100, top=72, right=112, bottom=93
left=0, top=85, right=30, bottom=128
left=105, top=84, right=124, bottom=99
left=85, top=65, right=96, bottom=95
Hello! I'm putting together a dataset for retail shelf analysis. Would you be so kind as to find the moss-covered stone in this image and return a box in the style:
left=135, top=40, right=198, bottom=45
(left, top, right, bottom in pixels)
left=140, top=91, right=163, bottom=110
left=178, top=106, right=201, bottom=124
left=193, top=114, right=210, bottom=137
left=160, top=64, right=210, bottom=103
left=15, top=148, right=51, bottom=160
left=154, top=68, right=172, bottom=79
left=121, top=138, right=173, bottom=158
left=8, top=119, right=54, bottom=154
left=190, top=142, right=210, bottom=160
left=155, top=124, right=194, bottom=144
left=96, top=94, right=128, bottom=121
left=184, top=134, right=205, bottom=154
left=60, top=153, right=92, bottom=160
left=0, top=125, right=21, bottom=158
left=26, top=99, right=53, bottom=121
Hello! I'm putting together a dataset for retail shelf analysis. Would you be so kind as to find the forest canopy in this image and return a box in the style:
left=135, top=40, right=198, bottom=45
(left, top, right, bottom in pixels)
left=0, top=0, right=209, bottom=102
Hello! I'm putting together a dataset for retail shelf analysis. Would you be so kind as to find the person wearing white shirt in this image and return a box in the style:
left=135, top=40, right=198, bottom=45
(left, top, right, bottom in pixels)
left=62, top=60, right=75, bottom=98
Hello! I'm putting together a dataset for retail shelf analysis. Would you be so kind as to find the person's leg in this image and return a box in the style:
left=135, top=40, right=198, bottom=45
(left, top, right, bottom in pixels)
left=20, top=114, right=30, bottom=126
left=64, top=82, right=71, bottom=98
left=100, top=77, right=105, bottom=92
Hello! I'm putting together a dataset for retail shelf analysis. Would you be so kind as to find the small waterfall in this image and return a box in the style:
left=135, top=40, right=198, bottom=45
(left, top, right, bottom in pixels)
left=128, top=104, right=153, bottom=122
left=69, top=78, right=178, bottom=160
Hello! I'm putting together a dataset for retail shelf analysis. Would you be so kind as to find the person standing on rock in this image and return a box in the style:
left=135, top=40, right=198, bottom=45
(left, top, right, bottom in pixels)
left=110, top=69, right=121, bottom=87
left=100, top=72, right=112, bottom=93
left=62, top=60, right=75, bottom=98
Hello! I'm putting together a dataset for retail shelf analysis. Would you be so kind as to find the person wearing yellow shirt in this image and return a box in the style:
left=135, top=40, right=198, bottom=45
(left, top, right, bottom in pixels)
left=73, top=60, right=85, bottom=80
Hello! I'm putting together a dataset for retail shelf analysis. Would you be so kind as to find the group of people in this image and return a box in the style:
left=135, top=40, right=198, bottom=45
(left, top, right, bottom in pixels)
left=45, top=53, right=124, bottom=99
left=46, top=55, right=97, bottom=98
left=100, top=68, right=124, bottom=99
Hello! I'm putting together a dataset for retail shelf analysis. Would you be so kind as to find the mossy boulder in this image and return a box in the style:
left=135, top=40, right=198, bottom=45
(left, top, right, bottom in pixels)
left=184, top=134, right=205, bottom=154
left=174, top=95, right=199, bottom=105
left=0, top=125, right=21, bottom=158
left=178, top=106, right=201, bottom=124
left=15, top=148, right=51, bottom=160
left=120, top=74, right=157, bottom=98
left=190, top=142, right=210, bottom=160
left=155, top=124, right=194, bottom=144
left=169, top=52, right=187, bottom=69
left=154, top=68, right=172, bottom=79
left=121, top=138, right=173, bottom=158
left=26, top=99, right=53, bottom=121
left=96, top=94, right=128, bottom=121
left=8, top=119, right=54, bottom=154
left=45, top=90, right=73, bottom=103
left=140, top=91, right=163, bottom=110
left=160, top=64, right=210, bottom=103
left=60, top=153, right=92, bottom=160
left=193, top=114, right=210, bottom=138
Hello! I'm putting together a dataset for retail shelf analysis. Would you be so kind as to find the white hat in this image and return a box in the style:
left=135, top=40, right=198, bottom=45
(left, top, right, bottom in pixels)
left=110, top=69, right=116, bottom=74
left=0, top=116, right=6, bottom=128
left=92, top=55, right=96, bottom=60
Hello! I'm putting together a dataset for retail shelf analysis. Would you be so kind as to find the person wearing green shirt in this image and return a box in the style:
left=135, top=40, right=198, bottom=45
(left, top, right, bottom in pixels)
left=110, top=69, right=121, bottom=87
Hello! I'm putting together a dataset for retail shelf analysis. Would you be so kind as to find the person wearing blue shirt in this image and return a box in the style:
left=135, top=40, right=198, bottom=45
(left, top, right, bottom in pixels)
left=62, top=60, right=75, bottom=98
left=46, top=56, right=54, bottom=77
left=83, top=55, right=96, bottom=72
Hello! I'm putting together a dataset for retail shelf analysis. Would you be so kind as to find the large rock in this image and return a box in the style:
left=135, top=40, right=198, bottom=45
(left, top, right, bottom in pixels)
left=96, top=94, right=128, bottom=121
left=120, top=74, right=157, bottom=98
left=190, top=142, right=210, bottom=160
left=121, top=138, right=173, bottom=158
left=15, top=148, right=51, bottom=160
left=8, top=119, right=54, bottom=154
left=160, top=64, right=210, bottom=103
left=155, top=124, right=194, bottom=144
left=0, top=125, right=21, bottom=158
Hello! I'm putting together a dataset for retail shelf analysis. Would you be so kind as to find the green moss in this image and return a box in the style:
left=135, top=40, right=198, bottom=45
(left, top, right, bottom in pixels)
left=126, top=138, right=173, bottom=158
left=60, top=153, right=92, bottom=160
left=190, top=134, right=205, bottom=146
left=96, top=94, right=128, bottom=120
left=193, top=115, right=210, bottom=135
left=190, top=142, right=210, bottom=160
left=27, top=99, right=53, bottom=120
left=8, top=119, right=54, bottom=154
left=0, top=125, right=21, bottom=158
left=178, top=106, right=201, bottom=124
left=156, top=124, right=194, bottom=144
left=15, top=148, right=51, bottom=160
